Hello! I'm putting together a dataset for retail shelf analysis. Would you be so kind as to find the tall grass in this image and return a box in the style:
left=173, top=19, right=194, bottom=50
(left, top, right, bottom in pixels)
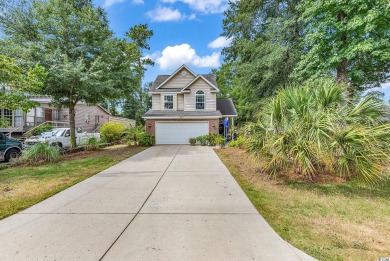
left=244, top=79, right=390, bottom=183
left=21, top=143, right=60, bottom=165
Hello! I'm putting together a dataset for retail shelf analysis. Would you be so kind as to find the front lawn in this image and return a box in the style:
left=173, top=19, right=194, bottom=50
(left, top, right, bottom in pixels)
left=0, top=145, right=146, bottom=219
left=216, top=147, right=390, bottom=261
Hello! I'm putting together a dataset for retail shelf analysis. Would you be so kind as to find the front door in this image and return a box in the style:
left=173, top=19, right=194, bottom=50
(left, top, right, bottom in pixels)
left=44, top=108, right=52, bottom=122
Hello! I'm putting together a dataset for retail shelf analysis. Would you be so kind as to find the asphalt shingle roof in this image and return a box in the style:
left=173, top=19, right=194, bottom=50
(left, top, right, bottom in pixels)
left=217, top=98, right=238, bottom=117
left=149, top=74, right=218, bottom=92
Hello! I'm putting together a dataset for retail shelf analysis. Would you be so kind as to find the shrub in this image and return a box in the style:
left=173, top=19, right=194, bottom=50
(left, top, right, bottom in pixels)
left=85, top=137, right=100, bottom=150
left=215, top=135, right=225, bottom=146
left=21, top=142, right=60, bottom=165
left=31, top=123, right=53, bottom=136
left=189, top=138, right=197, bottom=145
left=247, top=79, right=390, bottom=183
left=100, top=122, right=126, bottom=143
left=208, top=133, right=219, bottom=146
left=137, top=133, right=154, bottom=146
left=196, top=135, right=209, bottom=146
left=229, top=136, right=246, bottom=148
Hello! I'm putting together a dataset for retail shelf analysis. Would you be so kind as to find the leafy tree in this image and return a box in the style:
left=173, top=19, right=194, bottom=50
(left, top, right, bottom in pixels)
left=1, top=0, right=139, bottom=146
left=294, top=0, right=390, bottom=99
left=121, top=24, right=154, bottom=124
left=0, top=54, right=46, bottom=127
left=122, top=82, right=152, bottom=124
left=220, top=0, right=302, bottom=121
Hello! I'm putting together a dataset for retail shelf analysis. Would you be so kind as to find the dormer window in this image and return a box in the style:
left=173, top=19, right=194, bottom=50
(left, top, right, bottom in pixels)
left=164, top=95, right=174, bottom=109
left=196, top=90, right=205, bottom=110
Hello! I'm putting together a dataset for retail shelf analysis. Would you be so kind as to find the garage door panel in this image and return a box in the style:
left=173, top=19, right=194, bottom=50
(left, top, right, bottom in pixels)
left=156, top=122, right=209, bottom=145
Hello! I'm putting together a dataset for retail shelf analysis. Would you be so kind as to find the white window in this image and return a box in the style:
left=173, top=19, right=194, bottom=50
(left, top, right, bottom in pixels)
left=196, top=90, right=205, bottom=110
left=164, top=95, right=174, bottom=109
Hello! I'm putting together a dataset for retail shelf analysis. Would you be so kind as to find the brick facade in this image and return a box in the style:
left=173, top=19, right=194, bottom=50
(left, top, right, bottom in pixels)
left=145, top=119, right=220, bottom=136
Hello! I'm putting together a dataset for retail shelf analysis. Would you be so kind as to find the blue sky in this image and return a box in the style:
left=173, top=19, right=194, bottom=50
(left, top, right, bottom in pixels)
left=93, top=0, right=230, bottom=83
left=94, top=0, right=390, bottom=102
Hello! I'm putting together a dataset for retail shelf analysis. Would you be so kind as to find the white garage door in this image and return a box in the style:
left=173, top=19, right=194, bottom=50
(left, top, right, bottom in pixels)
left=155, top=122, right=209, bottom=144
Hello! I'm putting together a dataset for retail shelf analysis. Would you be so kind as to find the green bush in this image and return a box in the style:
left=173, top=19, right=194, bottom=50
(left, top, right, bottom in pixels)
left=215, top=135, right=225, bottom=146
left=196, top=135, right=209, bottom=145
left=229, top=136, right=246, bottom=148
left=208, top=133, right=219, bottom=146
left=246, top=79, right=390, bottom=183
left=21, top=142, right=60, bottom=165
left=31, top=123, right=53, bottom=136
left=137, top=133, right=154, bottom=146
left=85, top=137, right=100, bottom=150
left=100, top=122, right=126, bottom=143
left=189, top=138, right=197, bottom=145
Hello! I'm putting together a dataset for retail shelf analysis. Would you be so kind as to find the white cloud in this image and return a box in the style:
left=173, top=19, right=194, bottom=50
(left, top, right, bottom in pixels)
left=148, top=44, right=220, bottom=70
left=161, top=0, right=229, bottom=14
left=103, top=0, right=143, bottom=7
left=208, top=36, right=232, bottom=49
left=103, top=0, right=126, bottom=8
left=146, top=7, right=183, bottom=22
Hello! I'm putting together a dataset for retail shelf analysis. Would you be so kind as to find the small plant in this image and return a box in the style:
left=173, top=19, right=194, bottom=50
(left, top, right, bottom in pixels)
left=196, top=135, right=209, bottom=146
left=189, top=138, right=197, bottom=145
left=215, top=135, right=225, bottom=146
left=208, top=133, right=219, bottom=146
left=85, top=137, right=100, bottom=150
left=31, top=123, right=53, bottom=136
left=100, top=122, right=126, bottom=143
left=137, top=133, right=154, bottom=146
left=229, top=136, right=246, bottom=148
left=21, top=142, right=60, bottom=165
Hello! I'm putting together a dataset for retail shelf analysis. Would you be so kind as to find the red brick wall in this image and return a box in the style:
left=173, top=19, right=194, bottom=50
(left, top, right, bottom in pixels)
left=209, top=119, right=219, bottom=134
left=145, top=119, right=155, bottom=136
left=144, top=119, right=219, bottom=136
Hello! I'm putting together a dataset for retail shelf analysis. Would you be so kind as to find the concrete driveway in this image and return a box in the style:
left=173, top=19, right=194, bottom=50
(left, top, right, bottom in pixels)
left=0, top=145, right=315, bottom=260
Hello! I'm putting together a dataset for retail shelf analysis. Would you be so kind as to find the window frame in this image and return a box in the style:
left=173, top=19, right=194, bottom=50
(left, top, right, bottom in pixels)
left=164, top=95, right=174, bottom=110
left=195, top=90, right=205, bottom=110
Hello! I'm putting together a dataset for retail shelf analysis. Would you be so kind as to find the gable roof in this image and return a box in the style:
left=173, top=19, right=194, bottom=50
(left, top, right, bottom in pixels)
left=149, top=65, right=219, bottom=93
left=217, top=98, right=238, bottom=117
left=181, top=75, right=219, bottom=92
left=155, top=64, right=197, bottom=90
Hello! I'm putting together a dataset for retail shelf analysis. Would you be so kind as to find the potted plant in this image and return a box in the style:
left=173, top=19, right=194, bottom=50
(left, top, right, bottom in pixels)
left=215, top=135, right=225, bottom=149
left=189, top=138, right=197, bottom=146
left=196, top=135, right=208, bottom=146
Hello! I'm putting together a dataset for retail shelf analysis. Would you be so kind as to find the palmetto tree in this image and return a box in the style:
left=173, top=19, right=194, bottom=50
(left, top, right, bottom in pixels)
left=245, top=79, right=390, bottom=183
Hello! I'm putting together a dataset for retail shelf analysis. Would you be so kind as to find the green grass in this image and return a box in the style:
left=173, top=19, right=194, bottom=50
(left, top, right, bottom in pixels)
left=216, top=148, right=390, bottom=261
left=0, top=145, right=146, bottom=219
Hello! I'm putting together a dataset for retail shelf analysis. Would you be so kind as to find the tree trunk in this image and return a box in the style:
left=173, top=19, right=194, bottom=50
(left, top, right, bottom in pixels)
left=69, top=98, right=77, bottom=148
left=336, top=12, right=352, bottom=98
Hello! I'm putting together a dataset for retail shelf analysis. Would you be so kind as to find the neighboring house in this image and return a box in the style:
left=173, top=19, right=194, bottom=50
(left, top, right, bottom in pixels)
left=0, top=96, right=135, bottom=136
left=142, top=64, right=237, bottom=144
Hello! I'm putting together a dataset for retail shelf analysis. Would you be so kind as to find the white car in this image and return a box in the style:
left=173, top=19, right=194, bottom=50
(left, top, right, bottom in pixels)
left=24, top=128, right=100, bottom=149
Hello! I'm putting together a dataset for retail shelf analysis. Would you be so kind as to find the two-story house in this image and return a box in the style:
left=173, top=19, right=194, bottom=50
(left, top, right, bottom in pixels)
left=143, top=65, right=237, bottom=144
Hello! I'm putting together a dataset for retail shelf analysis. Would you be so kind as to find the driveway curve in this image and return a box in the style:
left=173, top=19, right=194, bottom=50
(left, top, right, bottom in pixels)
left=0, top=145, right=315, bottom=260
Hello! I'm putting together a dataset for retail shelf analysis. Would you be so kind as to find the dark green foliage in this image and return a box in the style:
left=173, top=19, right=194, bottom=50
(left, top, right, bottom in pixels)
left=294, top=0, right=390, bottom=98
left=137, top=133, right=154, bottom=146
left=245, top=79, right=390, bottom=183
left=85, top=137, right=100, bottom=150
left=21, top=142, right=60, bottom=165
left=31, top=123, right=53, bottom=136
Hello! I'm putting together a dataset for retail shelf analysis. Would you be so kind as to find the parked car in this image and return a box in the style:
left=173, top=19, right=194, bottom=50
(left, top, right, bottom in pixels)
left=24, top=128, right=100, bottom=149
left=0, top=132, right=23, bottom=162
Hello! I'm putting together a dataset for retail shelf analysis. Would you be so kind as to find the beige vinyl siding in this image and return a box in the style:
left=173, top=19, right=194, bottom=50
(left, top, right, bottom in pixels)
left=109, top=116, right=135, bottom=127
left=177, top=94, right=184, bottom=111
left=152, top=94, right=161, bottom=110
left=184, top=78, right=216, bottom=111
left=161, top=93, right=177, bottom=110
left=159, top=69, right=195, bottom=89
